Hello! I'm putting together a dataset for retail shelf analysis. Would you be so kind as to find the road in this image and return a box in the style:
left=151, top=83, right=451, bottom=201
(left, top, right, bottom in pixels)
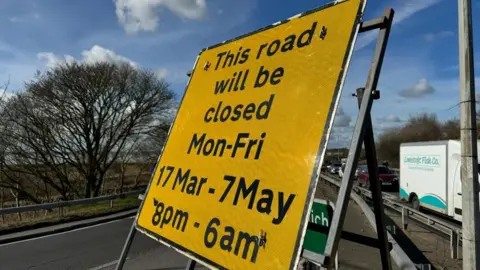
left=0, top=217, right=167, bottom=270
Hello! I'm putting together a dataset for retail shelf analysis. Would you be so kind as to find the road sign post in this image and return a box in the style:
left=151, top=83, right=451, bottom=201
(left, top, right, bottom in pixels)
left=115, top=0, right=380, bottom=269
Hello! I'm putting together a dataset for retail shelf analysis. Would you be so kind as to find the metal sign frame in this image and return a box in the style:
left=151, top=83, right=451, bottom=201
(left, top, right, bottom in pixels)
left=114, top=3, right=397, bottom=270
left=321, top=8, right=395, bottom=270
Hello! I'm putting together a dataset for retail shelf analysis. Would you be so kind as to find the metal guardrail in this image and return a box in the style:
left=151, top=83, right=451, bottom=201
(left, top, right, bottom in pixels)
left=320, top=173, right=462, bottom=260
left=1, top=184, right=147, bottom=208
left=0, top=172, right=151, bottom=206
left=0, top=189, right=145, bottom=216
left=318, top=173, right=417, bottom=269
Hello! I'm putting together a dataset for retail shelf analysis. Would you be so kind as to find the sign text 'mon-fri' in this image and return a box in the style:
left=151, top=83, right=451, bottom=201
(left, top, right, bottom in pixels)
left=135, top=0, right=365, bottom=269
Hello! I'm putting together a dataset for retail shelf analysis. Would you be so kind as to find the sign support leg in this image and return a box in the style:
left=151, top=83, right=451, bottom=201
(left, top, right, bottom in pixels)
left=185, top=259, right=196, bottom=270
left=322, top=8, right=394, bottom=270
left=355, top=87, right=391, bottom=269
left=115, top=220, right=137, bottom=270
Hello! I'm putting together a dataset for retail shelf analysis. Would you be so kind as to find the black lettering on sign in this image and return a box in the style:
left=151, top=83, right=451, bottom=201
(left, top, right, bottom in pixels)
left=233, top=178, right=259, bottom=209
left=213, top=70, right=250, bottom=95
left=218, top=175, right=296, bottom=224
left=204, top=217, right=261, bottom=263
left=281, top=35, right=295, bottom=52
left=187, top=133, right=228, bottom=157
left=220, top=226, right=235, bottom=252
left=151, top=197, right=189, bottom=232
left=172, top=168, right=208, bottom=196
left=187, top=132, right=267, bottom=160
left=232, top=132, right=266, bottom=160
left=204, top=94, right=275, bottom=123
left=257, top=190, right=273, bottom=214
left=255, top=21, right=319, bottom=60
left=156, top=166, right=207, bottom=196
left=214, top=47, right=251, bottom=71
left=267, top=40, right=281, bottom=56
left=254, top=66, right=284, bottom=88
left=156, top=166, right=175, bottom=187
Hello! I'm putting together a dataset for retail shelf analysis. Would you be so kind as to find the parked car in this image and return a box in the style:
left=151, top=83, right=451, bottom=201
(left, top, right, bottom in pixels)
left=357, top=165, right=398, bottom=190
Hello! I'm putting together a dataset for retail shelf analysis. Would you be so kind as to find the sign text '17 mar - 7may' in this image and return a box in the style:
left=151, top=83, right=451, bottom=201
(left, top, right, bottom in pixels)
left=136, top=0, right=365, bottom=269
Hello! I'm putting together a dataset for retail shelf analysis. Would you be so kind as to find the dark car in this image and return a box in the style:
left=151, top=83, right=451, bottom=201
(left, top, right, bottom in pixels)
left=357, top=165, right=398, bottom=190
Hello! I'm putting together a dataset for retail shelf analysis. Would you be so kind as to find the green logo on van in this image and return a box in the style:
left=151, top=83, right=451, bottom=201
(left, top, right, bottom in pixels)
left=403, top=155, right=441, bottom=168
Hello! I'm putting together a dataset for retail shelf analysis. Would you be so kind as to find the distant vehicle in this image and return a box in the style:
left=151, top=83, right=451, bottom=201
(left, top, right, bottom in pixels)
left=355, top=165, right=368, bottom=180
left=329, top=162, right=342, bottom=174
left=338, top=164, right=346, bottom=178
left=357, top=165, right=398, bottom=190
left=321, top=161, right=332, bottom=172
left=399, top=140, right=480, bottom=222
left=339, top=164, right=367, bottom=179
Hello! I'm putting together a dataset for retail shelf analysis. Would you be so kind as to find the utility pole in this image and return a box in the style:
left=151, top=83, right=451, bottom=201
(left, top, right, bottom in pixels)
left=458, top=0, right=480, bottom=268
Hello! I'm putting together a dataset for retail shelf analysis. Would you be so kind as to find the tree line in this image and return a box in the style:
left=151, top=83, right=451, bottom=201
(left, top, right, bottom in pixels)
left=376, top=113, right=467, bottom=167
left=0, top=61, right=176, bottom=203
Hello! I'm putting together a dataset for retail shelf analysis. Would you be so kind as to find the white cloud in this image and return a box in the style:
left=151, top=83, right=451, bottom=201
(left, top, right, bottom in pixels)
left=355, top=0, right=442, bottom=50
left=399, top=78, right=435, bottom=98
left=37, top=45, right=138, bottom=69
left=328, top=126, right=354, bottom=149
left=423, top=31, right=454, bottom=42
left=114, top=0, right=207, bottom=34
left=375, top=123, right=400, bottom=132
left=8, top=12, right=41, bottom=24
left=37, top=52, right=75, bottom=69
left=156, top=68, right=168, bottom=79
left=37, top=46, right=176, bottom=82
left=81, top=45, right=138, bottom=67
left=378, top=115, right=402, bottom=123
left=333, top=107, right=352, bottom=127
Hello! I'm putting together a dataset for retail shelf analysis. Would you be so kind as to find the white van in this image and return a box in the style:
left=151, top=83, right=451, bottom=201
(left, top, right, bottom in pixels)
left=399, top=140, right=480, bottom=222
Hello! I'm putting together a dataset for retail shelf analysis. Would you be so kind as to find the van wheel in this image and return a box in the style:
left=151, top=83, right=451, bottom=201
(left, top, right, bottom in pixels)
left=411, top=194, right=420, bottom=210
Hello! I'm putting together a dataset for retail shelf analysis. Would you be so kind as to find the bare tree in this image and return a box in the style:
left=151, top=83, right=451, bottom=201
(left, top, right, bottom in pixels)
left=376, top=127, right=403, bottom=168
left=132, top=121, right=172, bottom=185
left=400, top=113, right=443, bottom=142
left=0, top=79, right=10, bottom=207
left=377, top=113, right=446, bottom=167
left=441, top=118, right=460, bottom=140
left=1, top=61, right=175, bottom=199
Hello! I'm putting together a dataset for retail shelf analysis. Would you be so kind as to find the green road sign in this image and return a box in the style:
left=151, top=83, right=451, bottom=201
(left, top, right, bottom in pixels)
left=303, top=199, right=334, bottom=255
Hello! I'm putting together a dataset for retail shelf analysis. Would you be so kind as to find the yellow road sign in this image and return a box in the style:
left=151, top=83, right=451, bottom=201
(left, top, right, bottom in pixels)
left=136, top=0, right=366, bottom=269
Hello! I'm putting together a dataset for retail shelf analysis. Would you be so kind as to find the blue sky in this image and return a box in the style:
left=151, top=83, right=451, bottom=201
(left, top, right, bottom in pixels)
left=0, top=0, right=479, bottom=148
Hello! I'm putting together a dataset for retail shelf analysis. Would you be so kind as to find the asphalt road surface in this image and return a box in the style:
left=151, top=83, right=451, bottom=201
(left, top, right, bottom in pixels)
left=0, top=217, right=166, bottom=270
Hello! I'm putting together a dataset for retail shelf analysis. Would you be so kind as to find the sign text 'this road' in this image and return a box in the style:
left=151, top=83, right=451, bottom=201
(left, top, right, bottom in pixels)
left=188, top=21, right=327, bottom=161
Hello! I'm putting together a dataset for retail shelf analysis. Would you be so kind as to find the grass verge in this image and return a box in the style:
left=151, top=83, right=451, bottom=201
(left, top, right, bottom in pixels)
left=0, top=196, right=141, bottom=235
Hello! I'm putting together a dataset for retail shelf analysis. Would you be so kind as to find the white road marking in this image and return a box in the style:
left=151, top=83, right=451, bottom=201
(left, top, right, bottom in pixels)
left=0, top=215, right=135, bottom=247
